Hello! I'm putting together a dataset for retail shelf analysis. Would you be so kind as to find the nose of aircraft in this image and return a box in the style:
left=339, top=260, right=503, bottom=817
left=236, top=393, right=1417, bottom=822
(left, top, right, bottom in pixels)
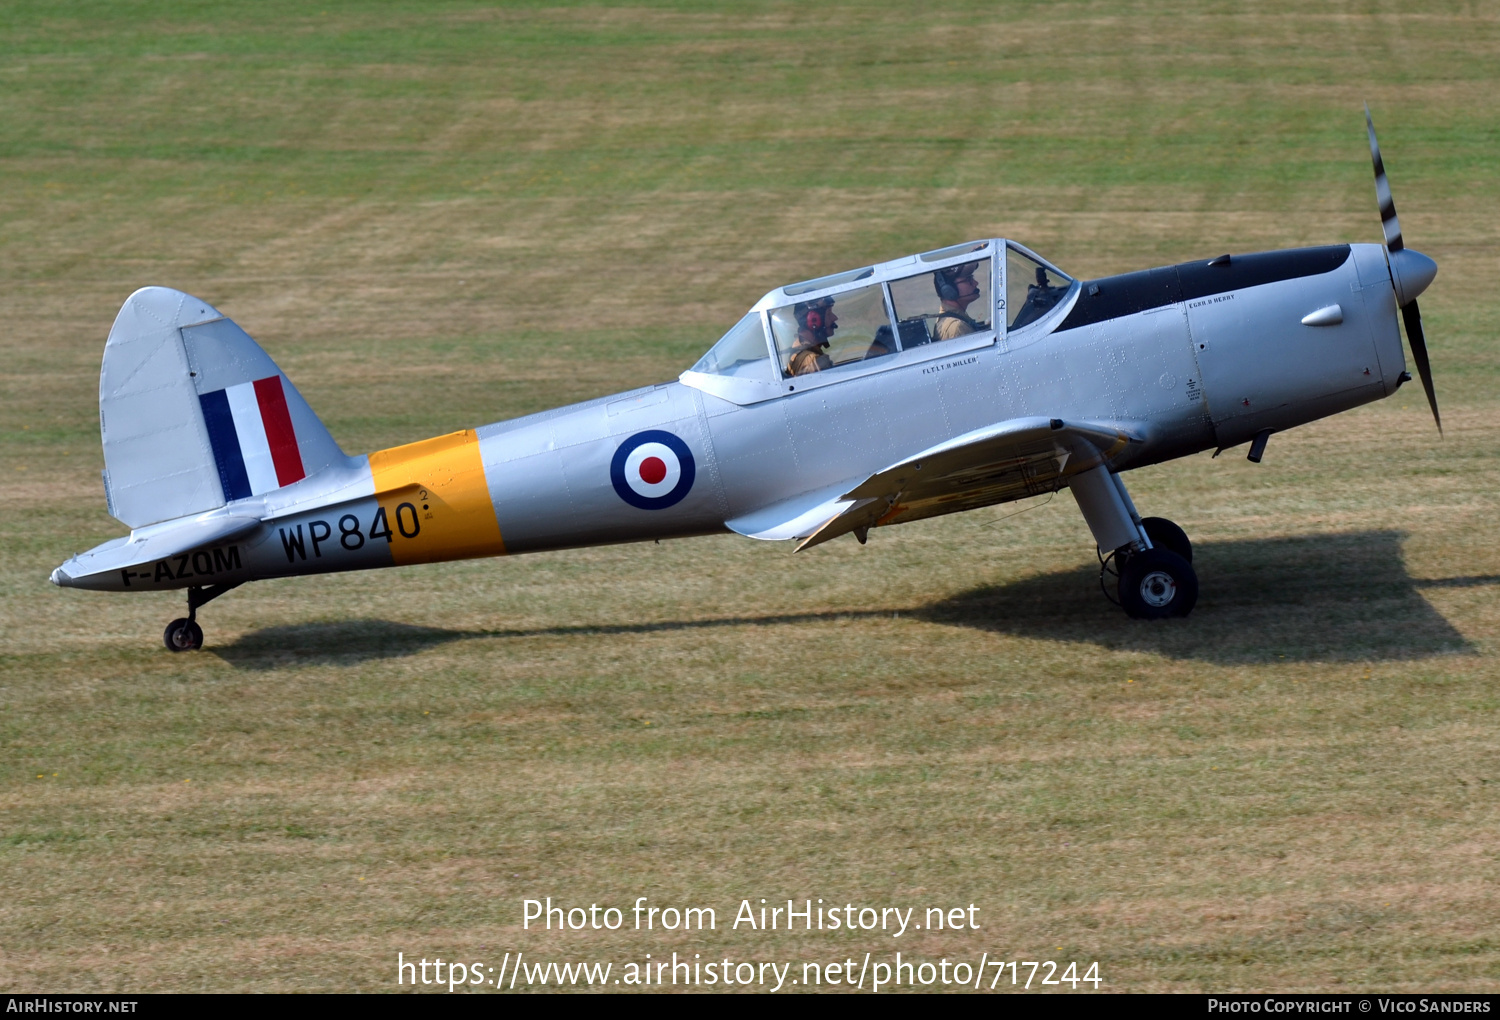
left=1388, top=247, right=1437, bottom=307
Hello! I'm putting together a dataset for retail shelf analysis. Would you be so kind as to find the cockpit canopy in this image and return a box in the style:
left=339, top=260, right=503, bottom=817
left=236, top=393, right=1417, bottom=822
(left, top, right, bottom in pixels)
left=685, top=240, right=1073, bottom=404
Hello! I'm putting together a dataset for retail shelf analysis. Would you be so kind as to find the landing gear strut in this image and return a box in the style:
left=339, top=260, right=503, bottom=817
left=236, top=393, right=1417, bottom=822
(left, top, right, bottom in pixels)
left=162, top=583, right=240, bottom=652
left=1071, top=464, right=1199, bottom=619
left=1139, top=516, right=1191, bottom=562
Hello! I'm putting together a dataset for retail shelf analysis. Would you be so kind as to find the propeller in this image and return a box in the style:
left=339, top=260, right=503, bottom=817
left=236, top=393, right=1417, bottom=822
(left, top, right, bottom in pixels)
left=1365, top=105, right=1441, bottom=433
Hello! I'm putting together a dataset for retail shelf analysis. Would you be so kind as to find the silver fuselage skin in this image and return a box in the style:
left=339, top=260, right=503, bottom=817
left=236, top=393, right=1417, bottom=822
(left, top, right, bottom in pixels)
left=55, top=239, right=1411, bottom=593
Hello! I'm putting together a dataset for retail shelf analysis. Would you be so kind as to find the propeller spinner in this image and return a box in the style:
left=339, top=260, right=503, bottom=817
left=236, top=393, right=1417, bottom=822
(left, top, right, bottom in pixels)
left=1365, top=105, right=1441, bottom=433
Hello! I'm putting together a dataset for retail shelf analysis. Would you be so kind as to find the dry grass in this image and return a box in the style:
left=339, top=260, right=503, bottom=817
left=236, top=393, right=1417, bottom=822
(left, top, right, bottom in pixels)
left=2, top=0, right=1499, bottom=993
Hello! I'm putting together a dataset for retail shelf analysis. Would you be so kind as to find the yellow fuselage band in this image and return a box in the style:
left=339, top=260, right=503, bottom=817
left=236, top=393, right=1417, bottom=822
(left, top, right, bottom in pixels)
left=369, top=430, right=505, bottom=566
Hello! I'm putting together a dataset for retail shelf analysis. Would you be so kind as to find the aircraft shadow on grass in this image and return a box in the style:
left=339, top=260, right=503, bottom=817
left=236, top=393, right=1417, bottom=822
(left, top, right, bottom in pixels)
left=924, top=530, right=1481, bottom=664
left=213, top=619, right=469, bottom=669
left=215, top=531, right=1485, bottom=669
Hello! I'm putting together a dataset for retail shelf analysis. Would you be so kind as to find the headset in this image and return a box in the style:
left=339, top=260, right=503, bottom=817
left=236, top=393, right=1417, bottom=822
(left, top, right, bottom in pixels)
left=934, top=263, right=978, bottom=303
left=795, top=298, right=833, bottom=338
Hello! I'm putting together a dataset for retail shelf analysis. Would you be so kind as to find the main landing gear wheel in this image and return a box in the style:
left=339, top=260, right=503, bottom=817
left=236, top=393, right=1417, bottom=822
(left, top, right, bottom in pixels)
left=1140, top=517, right=1192, bottom=563
left=163, top=618, right=204, bottom=652
left=1118, top=548, right=1198, bottom=620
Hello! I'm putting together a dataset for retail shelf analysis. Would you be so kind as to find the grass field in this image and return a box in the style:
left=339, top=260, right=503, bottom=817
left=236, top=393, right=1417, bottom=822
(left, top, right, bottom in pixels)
left=2, top=0, right=1498, bottom=993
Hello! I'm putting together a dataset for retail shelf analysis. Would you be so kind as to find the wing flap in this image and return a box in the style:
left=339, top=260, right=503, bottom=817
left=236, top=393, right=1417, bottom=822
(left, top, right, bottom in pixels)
left=796, top=417, right=1137, bottom=551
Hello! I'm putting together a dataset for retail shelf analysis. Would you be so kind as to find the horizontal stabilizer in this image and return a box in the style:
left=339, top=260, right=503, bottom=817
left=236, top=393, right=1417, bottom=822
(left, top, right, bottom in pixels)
left=51, top=510, right=263, bottom=591
left=796, top=417, right=1137, bottom=551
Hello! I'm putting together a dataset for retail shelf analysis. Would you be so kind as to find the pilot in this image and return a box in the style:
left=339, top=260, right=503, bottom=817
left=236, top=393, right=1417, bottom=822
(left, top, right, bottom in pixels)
left=786, top=297, right=837, bottom=376
left=932, top=262, right=984, bottom=341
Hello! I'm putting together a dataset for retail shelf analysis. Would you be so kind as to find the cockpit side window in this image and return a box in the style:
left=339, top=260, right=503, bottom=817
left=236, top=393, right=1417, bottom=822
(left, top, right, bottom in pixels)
left=769, top=283, right=895, bottom=378
left=1007, top=247, right=1072, bottom=329
left=690, top=312, right=773, bottom=380
left=888, top=257, right=993, bottom=348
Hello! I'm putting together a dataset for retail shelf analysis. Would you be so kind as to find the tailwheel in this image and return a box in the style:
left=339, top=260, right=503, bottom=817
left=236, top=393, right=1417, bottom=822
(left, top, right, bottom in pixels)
left=1140, top=516, right=1192, bottom=563
left=159, top=583, right=241, bottom=651
left=163, top=618, right=204, bottom=652
left=1118, top=547, right=1198, bottom=619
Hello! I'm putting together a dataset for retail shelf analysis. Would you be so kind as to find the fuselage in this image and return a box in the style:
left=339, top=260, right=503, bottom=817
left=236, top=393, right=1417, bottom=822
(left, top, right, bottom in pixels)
left=55, top=239, right=1411, bottom=594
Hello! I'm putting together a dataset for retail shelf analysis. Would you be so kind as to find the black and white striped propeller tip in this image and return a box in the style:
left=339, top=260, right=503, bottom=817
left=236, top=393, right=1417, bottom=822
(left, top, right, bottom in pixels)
left=1365, top=104, right=1404, bottom=254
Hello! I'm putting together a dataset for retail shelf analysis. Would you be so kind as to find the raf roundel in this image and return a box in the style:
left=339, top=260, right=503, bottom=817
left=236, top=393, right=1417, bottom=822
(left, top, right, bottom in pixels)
left=611, top=430, right=696, bottom=510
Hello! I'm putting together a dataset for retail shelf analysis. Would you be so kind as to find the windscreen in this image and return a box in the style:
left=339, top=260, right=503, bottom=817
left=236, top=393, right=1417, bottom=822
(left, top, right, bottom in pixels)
left=1007, top=246, right=1073, bottom=329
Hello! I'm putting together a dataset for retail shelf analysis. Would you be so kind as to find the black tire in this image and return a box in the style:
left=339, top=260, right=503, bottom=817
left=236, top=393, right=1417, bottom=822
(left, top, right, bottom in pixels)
left=1118, top=548, right=1198, bottom=620
left=1141, top=516, right=1192, bottom=563
left=163, top=618, right=204, bottom=652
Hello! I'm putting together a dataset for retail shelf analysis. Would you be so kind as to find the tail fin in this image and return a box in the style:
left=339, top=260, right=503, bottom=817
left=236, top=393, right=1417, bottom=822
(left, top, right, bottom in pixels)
left=99, top=287, right=347, bottom=528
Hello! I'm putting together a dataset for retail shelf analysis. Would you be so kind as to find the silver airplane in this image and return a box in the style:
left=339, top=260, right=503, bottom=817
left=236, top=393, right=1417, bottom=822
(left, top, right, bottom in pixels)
left=52, top=112, right=1440, bottom=650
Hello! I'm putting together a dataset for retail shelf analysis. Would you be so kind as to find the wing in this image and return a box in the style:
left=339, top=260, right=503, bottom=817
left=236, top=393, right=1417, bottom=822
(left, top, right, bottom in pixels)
left=795, top=416, right=1138, bottom=551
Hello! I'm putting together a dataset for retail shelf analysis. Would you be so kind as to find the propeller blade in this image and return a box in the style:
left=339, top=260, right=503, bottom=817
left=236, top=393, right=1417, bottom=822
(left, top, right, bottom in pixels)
left=1367, top=107, right=1440, bottom=435
left=1365, top=104, right=1404, bottom=253
left=1401, top=298, right=1441, bottom=434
